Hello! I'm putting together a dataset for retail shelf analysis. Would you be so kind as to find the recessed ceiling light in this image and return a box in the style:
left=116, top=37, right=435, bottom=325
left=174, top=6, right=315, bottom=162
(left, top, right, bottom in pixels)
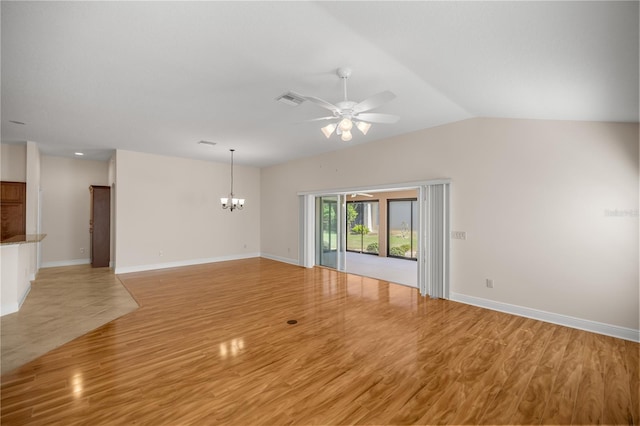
left=198, top=140, right=217, bottom=146
left=9, top=120, right=26, bottom=125
left=74, top=152, right=84, bottom=156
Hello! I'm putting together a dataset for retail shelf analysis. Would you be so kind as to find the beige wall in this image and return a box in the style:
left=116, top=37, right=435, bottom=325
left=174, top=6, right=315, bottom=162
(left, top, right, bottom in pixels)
left=108, top=155, right=117, bottom=266
left=114, top=150, right=261, bottom=272
left=25, top=142, right=41, bottom=235
left=260, top=118, right=639, bottom=330
left=1, top=143, right=26, bottom=182
left=41, top=156, right=109, bottom=266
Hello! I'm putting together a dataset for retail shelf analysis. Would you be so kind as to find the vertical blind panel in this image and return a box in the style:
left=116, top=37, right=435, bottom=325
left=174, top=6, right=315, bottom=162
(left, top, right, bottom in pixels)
left=418, top=186, right=428, bottom=296
left=425, top=183, right=450, bottom=299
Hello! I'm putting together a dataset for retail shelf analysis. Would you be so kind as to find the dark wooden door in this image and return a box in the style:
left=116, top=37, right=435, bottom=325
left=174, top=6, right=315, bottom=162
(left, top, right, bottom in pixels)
left=90, top=185, right=110, bottom=268
left=1, top=181, right=26, bottom=240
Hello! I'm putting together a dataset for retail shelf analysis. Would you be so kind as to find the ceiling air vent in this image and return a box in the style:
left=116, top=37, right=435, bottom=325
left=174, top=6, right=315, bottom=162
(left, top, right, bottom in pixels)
left=198, top=140, right=217, bottom=146
left=276, top=91, right=305, bottom=106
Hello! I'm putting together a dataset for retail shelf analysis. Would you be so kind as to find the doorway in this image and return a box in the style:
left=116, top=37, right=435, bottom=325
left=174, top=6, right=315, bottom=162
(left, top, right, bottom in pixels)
left=300, top=180, right=451, bottom=298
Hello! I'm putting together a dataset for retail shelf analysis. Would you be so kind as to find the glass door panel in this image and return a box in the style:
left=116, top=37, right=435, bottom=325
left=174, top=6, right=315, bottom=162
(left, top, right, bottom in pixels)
left=316, top=196, right=338, bottom=269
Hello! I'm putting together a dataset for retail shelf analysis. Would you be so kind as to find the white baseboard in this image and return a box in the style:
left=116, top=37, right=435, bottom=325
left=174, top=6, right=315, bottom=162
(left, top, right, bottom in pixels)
left=115, top=252, right=261, bottom=274
left=260, top=253, right=300, bottom=266
left=41, top=258, right=91, bottom=268
left=450, top=292, right=640, bottom=343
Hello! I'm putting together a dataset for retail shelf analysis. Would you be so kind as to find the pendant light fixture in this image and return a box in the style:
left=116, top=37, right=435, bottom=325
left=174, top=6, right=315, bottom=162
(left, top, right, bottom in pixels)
left=220, top=149, right=244, bottom=211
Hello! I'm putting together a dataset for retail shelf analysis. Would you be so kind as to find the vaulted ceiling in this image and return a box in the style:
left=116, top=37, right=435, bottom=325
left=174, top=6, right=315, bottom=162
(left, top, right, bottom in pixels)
left=2, top=1, right=638, bottom=166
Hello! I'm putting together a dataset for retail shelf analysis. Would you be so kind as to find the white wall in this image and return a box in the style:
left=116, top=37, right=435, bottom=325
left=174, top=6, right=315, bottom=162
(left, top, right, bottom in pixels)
left=1, top=143, right=26, bottom=182
left=0, top=242, right=37, bottom=316
left=114, top=150, right=261, bottom=273
left=40, top=156, right=109, bottom=266
left=260, top=118, right=639, bottom=332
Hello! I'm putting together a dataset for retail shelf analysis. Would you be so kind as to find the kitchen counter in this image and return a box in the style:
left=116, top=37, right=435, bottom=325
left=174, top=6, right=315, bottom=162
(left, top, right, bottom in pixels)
left=1, top=233, right=47, bottom=245
left=1, top=234, right=45, bottom=316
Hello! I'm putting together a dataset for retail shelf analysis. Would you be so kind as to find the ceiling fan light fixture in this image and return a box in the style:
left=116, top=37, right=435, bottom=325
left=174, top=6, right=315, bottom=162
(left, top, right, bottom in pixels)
left=321, top=123, right=337, bottom=138
left=356, top=121, right=371, bottom=135
left=338, top=118, right=353, bottom=132
left=301, top=67, right=397, bottom=142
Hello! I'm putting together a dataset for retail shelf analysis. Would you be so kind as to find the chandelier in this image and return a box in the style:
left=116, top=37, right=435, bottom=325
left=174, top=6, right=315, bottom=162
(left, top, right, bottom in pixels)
left=220, top=149, right=244, bottom=211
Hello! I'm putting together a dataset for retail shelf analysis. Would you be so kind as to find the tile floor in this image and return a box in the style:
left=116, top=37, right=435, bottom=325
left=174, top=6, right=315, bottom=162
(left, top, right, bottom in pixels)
left=346, top=252, right=417, bottom=287
left=0, top=265, right=138, bottom=375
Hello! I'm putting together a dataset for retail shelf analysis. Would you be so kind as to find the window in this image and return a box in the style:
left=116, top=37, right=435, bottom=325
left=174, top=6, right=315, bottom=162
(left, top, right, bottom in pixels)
left=387, top=199, right=418, bottom=260
left=346, top=201, right=379, bottom=255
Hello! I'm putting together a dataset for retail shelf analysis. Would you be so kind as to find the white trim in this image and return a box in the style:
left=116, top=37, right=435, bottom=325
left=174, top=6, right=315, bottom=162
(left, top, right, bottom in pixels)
left=18, top=283, right=31, bottom=309
left=261, top=253, right=300, bottom=266
left=41, top=258, right=91, bottom=268
left=115, top=253, right=261, bottom=274
left=297, top=179, right=452, bottom=196
left=1, top=303, right=18, bottom=316
left=451, top=292, right=640, bottom=343
left=300, top=195, right=315, bottom=268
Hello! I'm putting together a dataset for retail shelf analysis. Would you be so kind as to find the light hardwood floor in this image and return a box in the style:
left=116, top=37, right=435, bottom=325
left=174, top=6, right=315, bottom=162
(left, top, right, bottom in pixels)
left=1, top=258, right=638, bottom=425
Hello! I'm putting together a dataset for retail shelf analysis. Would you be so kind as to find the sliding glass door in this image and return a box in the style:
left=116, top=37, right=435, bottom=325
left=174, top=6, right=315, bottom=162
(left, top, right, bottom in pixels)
left=315, top=195, right=346, bottom=270
left=301, top=181, right=450, bottom=298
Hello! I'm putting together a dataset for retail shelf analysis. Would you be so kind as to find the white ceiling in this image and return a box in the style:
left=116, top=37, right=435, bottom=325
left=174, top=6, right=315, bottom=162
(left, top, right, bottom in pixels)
left=1, top=1, right=638, bottom=167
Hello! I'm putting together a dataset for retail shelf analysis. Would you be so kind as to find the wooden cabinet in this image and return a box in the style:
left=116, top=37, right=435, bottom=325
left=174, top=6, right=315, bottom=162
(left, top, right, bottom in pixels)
left=90, top=185, right=110, bottom=268
left=1, top=181, right=26, bottom=241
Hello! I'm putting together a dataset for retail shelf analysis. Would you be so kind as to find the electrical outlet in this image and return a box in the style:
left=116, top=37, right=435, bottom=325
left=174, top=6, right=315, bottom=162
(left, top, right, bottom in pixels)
left=159, top=250, right=163, bottom=257
left=451, top=231, right=467, bottom=240
left=486, top=278, right=494, bottom=288
left=80, top=248, right=85, bottom=254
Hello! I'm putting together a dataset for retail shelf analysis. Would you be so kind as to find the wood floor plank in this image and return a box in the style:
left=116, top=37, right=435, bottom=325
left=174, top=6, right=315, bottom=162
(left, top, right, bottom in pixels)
left=538, top=327, right=586, bottom=424
left=476, top=321, right=556, bottom=424
left=1, top=259, right=638, bottom=425
left=571, top=332, right=606, bottom=425
left=510, top=325, right=572, bottom=425
left=603, top=336, right=635, bottom=425
left=626, top=339, right=640, bottom=425
left=448, top=318, right=544, bottom=425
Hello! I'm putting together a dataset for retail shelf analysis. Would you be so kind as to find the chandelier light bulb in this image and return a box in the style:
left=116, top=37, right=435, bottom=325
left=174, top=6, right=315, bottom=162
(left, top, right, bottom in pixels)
left=321, top=123, right=337, bottom=138
left=339, top=118, right=353, bottom=132
left=341, top=130, right=352, bottom=142
left=356, top=121, right=371, bottom=135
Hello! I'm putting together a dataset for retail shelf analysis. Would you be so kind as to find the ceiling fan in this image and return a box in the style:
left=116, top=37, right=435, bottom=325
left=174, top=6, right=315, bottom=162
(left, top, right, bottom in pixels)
left=303, top=67, right=399, bottom=142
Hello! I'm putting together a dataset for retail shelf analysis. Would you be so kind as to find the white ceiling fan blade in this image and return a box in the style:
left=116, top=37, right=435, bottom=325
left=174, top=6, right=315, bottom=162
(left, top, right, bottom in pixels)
left=303, top=95, right=340, bottom=113
left=304, top=116, right=338, bottom=122
left=353, top=91, right=396, bottom=113
left=356, top=113, right=400, bottom=124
